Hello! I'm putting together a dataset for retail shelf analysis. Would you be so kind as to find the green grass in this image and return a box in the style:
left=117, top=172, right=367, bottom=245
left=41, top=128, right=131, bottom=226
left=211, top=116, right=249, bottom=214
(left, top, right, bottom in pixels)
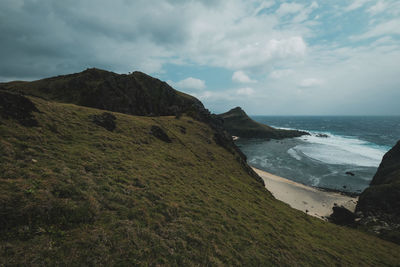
left=1, top=97, right=400, bottom=266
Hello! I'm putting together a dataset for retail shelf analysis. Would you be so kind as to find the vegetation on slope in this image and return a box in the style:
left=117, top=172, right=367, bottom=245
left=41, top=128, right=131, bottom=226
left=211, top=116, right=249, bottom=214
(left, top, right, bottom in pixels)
left=356, top=140, right=400, bottom=244
left=219, top=107, right=309, bottom=139
left=1, top=95, right=400, bottom=265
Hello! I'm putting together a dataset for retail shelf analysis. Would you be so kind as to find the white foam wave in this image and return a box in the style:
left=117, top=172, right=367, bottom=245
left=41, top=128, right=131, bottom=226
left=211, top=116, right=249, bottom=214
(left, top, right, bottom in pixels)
left=287, top=148, right=302, bottom=160
left=293, top=132, right=388, bottom=167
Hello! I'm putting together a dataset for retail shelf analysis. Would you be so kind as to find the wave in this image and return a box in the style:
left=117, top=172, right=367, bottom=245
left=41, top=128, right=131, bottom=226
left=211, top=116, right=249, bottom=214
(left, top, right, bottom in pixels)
left=288, top=131, right=389, bottom=167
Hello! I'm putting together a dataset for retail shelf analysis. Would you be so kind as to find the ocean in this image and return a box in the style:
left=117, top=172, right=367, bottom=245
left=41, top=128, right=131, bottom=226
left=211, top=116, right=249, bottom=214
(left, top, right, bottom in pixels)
left=235, top=116, right=400, bottom=194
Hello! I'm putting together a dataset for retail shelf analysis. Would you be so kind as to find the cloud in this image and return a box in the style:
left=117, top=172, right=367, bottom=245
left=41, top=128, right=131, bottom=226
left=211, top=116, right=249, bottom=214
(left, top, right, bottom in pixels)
left=299, top=78, right=323, bottom=88
left=0, top=0, right=311, bottom=81
left=0, top=0, right=399, bottom=115
left=232, top=71, right=256, bottom=83
left=345, top=0, right=372, bottom=12
left=168, top=77, right=206, bottom=91
left=270, top=69, right=293, bottom=79
left=276, top=2, right=303, bottom=17
left=236, top=87, right=255, bottom=96
left=253, top=1, right=275, bottom=16
left=367, top=1, right=387, bottom=15
left=352, top=19, right=400, bottom=40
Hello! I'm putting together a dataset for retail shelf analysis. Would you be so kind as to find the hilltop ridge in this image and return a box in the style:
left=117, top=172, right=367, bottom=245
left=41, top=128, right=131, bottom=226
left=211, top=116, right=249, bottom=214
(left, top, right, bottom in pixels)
left=0, top=68, right=203, bottom=117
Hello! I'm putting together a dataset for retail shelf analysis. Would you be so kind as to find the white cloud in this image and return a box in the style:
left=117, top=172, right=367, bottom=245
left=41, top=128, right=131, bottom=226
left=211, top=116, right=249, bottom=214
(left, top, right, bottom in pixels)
left=299, top=78, right=323, bottom=88
left=352, top=19, right=400, bottom=40
left=367, top=1, right=387, bottom=15
left=270, top=69, right=293, bottom=79
left=276, top=2, right=303, bottom=16
left=236, top=87, right=255, bottom=96
left=253, top=1, right=275, bottom=16
left=232, top=70, right=256, bottom=83
left=345, top=0, right=372, bottom=12
left=291, top=2, right=319, bottom=23
left=310, top=2, right=319, bottom=9
left=168, top=77, right=206, bottom=91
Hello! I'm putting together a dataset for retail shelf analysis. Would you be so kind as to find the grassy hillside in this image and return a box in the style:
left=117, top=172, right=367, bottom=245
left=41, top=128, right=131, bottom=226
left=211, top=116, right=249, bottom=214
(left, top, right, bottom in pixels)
left=219, top=107, right=308, bottom=139
left=1, top=95, right=400, bottom=265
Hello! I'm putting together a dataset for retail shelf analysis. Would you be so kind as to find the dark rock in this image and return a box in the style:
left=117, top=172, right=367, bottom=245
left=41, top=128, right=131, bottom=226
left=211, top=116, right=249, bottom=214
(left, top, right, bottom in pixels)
left=370, top=140, right=400, bottom=186
left=218, top=107, right=309, bottom=139
left=150, top=125, right=171, bottom=143
left=316, top=133, right=329, bottom=138
left=90, top=112, right=116, bottom=131
left=178, top=126, right=186, bottom=134
left=356, top=140, right=400, bottom=244
left=0, top=91, right=39, bottom=127
left=329, top=206, right=356, bottom=226
left=345, top=172, right=355, bottom=176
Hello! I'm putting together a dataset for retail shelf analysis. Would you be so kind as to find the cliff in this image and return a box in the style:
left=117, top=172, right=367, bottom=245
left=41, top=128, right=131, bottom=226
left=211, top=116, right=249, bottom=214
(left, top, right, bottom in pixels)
left=356, top=140, right=400, bottom=244
left=218, top=107, right=309, bottom=139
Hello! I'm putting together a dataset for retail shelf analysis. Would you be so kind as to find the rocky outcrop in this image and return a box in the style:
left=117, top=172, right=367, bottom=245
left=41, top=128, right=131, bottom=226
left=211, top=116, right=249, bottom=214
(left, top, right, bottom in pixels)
left=150, top=125, right=172, bottom=143
left=90, top=112, right=116, bottom=131
left=218, top=107, right=309, bottom=139
left=355, top=140, right=400, bottom=244
left=329, top=205, right=356, bottom=226
left=0, top=91, right=39, bottom=127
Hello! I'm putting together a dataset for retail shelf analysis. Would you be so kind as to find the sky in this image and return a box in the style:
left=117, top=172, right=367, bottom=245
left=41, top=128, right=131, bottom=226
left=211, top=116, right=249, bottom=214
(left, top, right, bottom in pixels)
left=1, top=0, right=400, bottom=115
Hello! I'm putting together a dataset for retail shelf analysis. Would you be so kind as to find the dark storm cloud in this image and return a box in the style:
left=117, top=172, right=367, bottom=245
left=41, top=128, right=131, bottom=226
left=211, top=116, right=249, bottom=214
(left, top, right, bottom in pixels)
left=0, top=0, right=191, bottom=80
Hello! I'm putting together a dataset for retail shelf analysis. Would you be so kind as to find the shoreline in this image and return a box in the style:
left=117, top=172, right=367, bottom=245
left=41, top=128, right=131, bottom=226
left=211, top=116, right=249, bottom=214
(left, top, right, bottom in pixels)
left=252, top=167, right=358, bottom=220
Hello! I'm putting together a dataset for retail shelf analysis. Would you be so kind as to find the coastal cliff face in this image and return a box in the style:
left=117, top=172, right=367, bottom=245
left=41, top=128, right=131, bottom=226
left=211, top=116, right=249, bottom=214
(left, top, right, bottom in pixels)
left=356, top=140, right=400, bottom=244
left=1, top=70, right=400, bottom=265
left=218, top=107, right=308, bottom=139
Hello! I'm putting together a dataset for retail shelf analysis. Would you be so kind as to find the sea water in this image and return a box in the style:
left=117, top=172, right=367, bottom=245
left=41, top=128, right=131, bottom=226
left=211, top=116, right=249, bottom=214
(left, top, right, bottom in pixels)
left=235, top=116, right=400, bottom=194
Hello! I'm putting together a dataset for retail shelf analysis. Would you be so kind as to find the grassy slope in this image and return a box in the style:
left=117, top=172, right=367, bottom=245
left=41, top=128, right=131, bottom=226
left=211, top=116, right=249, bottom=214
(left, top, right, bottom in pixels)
left=1, top=97, right=400, bottom=266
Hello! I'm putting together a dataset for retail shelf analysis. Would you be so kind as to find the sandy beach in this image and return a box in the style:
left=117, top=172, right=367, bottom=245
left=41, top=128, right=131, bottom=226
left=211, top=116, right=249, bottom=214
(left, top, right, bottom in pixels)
left=253, top=167, right=358, bottom=220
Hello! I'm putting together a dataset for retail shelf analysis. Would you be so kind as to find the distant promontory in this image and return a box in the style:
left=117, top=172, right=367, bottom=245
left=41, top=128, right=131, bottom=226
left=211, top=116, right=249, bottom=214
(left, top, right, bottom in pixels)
left=218, top=107, right=309, bottom=139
